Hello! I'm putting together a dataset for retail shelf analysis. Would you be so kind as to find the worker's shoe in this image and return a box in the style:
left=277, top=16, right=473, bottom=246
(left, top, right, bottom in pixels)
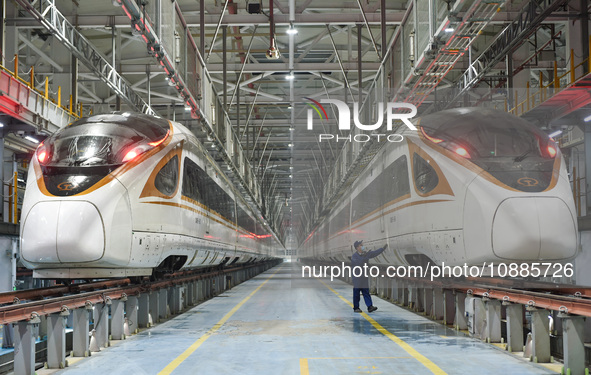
left=368, top=306, right=378, bottom=313
left=353, top=308, right=362, bottom=313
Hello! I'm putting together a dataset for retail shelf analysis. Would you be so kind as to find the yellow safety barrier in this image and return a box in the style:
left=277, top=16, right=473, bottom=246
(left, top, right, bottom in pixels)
left=0, top=54, right=81, bottom=118
left=508, top=36, right=591, bottom=117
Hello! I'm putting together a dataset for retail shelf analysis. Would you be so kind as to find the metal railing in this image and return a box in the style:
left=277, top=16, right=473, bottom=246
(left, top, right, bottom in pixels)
left=0, top=54, right=86, bottom=119
left=505, top=40, right=591, bottom=116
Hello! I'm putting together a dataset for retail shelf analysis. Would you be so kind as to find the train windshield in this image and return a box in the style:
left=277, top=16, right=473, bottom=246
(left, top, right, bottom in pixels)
left=35, top=112, right=170, bottom=196
left=420, top=108, right=554, bottom=159
left=40, top=112, right=170, bottom=167
left=420, top=108, right=557, bottom=192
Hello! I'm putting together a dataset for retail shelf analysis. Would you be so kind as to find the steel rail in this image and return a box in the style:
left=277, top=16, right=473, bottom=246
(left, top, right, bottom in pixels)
left=0, top=260, right=279, bottom=325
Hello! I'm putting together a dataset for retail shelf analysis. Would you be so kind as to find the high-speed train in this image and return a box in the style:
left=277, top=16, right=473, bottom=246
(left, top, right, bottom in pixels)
left=300, top=107, right=579, bottom=267
left=20, top=112, right=280, bottom=279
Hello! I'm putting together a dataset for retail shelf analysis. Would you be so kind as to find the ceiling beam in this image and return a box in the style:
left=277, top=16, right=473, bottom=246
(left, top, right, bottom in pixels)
left=207, top=62, right=380, bottom=73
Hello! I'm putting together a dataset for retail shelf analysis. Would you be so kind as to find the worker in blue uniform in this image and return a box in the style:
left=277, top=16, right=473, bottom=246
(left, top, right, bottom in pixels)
left=351, top=240, right=387, bottom=313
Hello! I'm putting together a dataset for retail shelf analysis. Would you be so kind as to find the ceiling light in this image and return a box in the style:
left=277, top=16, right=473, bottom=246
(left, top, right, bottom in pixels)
left=285, top=73, right=295, bottom=80
left=548, top=130, right=563, bottom=138
left=289, top=174, right=293, bottom=178
left=286, top=24, right=298, bottom=35
left=445, top=27, right=454, bottom=33
left=584, top=114, right=591, bottom=122
left=185, top=106, right=191, bottom=111
left=288, top=143, right=293, bottom=147
left=287, top=106, right=292, bottom=109
left=0, top=123, right=4, bottom=128
left=25, top=136, right=39, bottom=144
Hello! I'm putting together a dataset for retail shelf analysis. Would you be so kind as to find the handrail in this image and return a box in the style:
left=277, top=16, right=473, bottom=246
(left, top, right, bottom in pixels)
left=0, top=54, right=83, bottom=118
left=506, top=37, right=591, bottom=117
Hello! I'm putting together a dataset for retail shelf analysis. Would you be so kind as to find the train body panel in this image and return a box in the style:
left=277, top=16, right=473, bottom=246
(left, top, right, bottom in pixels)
left=300, top=108, right=579, bottom=267
left=21, top=112, right=281, bottom=278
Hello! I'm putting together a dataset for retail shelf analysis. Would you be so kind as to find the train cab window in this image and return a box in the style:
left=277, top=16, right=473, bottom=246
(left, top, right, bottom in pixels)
left=384, top=156, right=410, bottom=202
left=413, top=153, right=438, bottom=194
left=155, top=156, right=178, bottom=196
left=182, top=158, right=202, bottom=202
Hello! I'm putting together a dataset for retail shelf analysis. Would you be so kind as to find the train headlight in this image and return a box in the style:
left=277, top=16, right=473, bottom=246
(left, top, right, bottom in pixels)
left=540, top=137, right=558, bottom=158
left=122, top=146, right=149, bottom=162
left=122, top=129, right=170, bottom=163
left=454, top=147, right=471, bottom=158
left=37, top=143, right=49, bottom=165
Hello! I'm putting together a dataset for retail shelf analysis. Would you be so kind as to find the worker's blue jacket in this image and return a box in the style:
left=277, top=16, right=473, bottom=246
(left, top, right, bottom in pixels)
left=351, top=247, right=386, bottom=288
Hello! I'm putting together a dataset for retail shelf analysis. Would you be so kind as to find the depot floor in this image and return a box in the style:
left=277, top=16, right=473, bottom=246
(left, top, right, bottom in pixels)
left=45, top=263, right=557, bottom=375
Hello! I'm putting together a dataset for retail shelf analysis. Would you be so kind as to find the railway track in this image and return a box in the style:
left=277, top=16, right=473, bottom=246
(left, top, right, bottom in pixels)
left=0, top=261, right=278, bottom=325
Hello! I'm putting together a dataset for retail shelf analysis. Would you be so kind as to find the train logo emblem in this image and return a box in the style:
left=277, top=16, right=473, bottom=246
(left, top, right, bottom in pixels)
left=57, top=182, right=76, bottom=191
left=517, top=177, right=539, bottom=187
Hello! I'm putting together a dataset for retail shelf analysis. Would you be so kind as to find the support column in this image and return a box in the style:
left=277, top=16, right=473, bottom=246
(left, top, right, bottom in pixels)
left=71, top=55, right=78, bottom=109
left=171, top=287, right=181, bottom=315
left=72, top=305, right=91, bottom=357
left=110, top=298, right=125, bottom=340
left=505, top=303, right=524, bottom=352
left=46, top=309, right=69, bottom=369
left=138, top=293, right=150, bottom=328
left=443, top=290, right=455, bottom=326
left=93, top=302, right=110, bottom=350
left=401, top=282, right=409, bottom=306
left=415, top=287, right=424, bottom=313
left=126, top=295, right=139, bottom=335
left=149, top=290, right=160, bottom=324
left=466, top=296, right=486, bottom=339
left=454, top=292, right=468, bottom=330
left=423, top=288, right=433, bottom=316
left=529, top=308, right=551, bottom=363
left=159, top=288, right=168, bottom=320
left=484, top=299, right=501, bottom=343
left=409, top=284, right=418, bottom=310
left=559, top=313, right=585, bottom=375
left=13, top=315, right=40, bottom=375
left=186, top=283, right=194, bottom=306
left=432, top=288, right=444, bottom=321
left=390, top=278, right=398, bottom=303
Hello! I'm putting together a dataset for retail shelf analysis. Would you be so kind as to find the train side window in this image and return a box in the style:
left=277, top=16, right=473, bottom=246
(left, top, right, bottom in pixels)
left=384, top=155, right=410, bottom=203
left=155, top=155, right=178, bottom=196
left=182, top=158, right=202, bottom=203
left=413, top=153, right=438, bottom=194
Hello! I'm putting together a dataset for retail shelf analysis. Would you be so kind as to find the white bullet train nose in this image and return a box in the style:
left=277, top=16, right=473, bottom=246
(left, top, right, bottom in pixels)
left=21, top=200, right=105, bottom=263
left=491, top=197, right=577, bottom=260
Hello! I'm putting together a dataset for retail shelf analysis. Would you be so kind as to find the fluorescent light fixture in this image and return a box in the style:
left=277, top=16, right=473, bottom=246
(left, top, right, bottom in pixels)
left=445, top=27, right=454, bottom=33
left=548, top=130, right=563, bottom=138
left=25, top=136, right=39, bottom=144
left=0, top=123, right=4, bottom=128
left=185, top=106, right=191, bottom=111
left=289, top=174, right=293, bottom=178
left=584, top=114, right=591, bottom=122
left=288, top=143, right=293, bottom=147
left=287, top=106, right=292, bottom=109
left=285, top=73, right=295, bottom=80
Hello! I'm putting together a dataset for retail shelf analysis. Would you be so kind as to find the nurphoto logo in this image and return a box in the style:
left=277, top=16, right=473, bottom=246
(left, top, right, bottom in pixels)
left=304, top=98, right=418, bottom=143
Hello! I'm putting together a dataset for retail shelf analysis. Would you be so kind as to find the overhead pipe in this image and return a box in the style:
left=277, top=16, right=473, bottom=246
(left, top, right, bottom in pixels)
left=266, top=0, right=280, bottom=59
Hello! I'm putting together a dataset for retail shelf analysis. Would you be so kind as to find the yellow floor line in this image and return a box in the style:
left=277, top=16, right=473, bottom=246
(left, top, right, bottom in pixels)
left=300, top=358, right=309, bottom=375
left=158, top=266, right=284, bottom=375
left=318, top=279, right=448, bottom=375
